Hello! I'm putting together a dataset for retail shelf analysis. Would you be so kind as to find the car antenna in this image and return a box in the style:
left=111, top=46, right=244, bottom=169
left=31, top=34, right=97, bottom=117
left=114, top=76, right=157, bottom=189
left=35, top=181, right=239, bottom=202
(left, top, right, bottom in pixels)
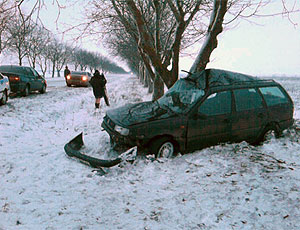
left=181, top=70, right=193, bottom=75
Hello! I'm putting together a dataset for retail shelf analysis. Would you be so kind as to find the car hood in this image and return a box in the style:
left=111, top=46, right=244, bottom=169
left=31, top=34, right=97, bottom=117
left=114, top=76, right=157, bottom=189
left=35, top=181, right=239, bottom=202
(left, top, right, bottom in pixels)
left=106, top=101, right=172, bottom=126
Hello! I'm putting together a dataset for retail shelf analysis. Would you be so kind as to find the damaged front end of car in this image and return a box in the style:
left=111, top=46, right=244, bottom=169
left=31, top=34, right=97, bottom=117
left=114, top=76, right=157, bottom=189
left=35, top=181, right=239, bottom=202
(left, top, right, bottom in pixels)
left=64, top=132, right=137, bottom=170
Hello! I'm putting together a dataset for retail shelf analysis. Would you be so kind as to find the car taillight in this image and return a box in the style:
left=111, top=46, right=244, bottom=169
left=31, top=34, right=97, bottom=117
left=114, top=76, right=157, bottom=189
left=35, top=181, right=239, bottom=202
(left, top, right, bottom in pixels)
left=82, top=75, right=88, bottom=81
left=67, top=75, right=71, bottom=80
left=9, top=76, right=20, bottom=81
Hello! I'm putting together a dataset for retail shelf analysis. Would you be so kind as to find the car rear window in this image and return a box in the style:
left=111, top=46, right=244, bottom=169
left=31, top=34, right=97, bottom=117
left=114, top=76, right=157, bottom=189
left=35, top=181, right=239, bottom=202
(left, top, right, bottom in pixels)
left=259, top=86, right=289, bottom=106
left=71, top=71, right=86, bottom=75
left=234, top=88, right=263, bottom=111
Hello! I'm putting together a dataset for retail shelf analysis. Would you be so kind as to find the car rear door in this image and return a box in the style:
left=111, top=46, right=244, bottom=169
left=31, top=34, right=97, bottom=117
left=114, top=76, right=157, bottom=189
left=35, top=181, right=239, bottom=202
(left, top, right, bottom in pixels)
left=186, top=90, right=232, bottom=152
left=231, top=88, right=268, bottom=142
left=28, top=68, right=42, bottom=90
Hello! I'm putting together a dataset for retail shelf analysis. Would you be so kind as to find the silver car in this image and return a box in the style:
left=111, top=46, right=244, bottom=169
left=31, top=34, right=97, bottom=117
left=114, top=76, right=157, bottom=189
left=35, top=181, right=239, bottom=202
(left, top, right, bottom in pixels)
left=66, top=71, right=92, bottom=87
left=0, top=72, right=10, bottom=105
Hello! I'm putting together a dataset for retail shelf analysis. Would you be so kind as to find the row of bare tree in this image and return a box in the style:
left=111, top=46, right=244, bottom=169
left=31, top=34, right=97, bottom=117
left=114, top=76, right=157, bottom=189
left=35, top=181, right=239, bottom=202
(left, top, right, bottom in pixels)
left=1, top=0, right=297, bottom=97
left=83, top=0, right=298, bottom=100
left=0, top=1, right=125, bottom=78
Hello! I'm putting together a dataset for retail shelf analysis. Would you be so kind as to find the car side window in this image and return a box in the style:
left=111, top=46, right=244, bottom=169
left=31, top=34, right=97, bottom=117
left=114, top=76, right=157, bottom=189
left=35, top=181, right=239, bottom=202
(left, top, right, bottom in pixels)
left=259, top=86, right=288, bottom=106
left=198, top=90, right=231, bottom=116
left=24, top=67, right=34, bottom=77
left=234, top=88, right=263, bottom=111
left=29, top=68, right=39, bottom=77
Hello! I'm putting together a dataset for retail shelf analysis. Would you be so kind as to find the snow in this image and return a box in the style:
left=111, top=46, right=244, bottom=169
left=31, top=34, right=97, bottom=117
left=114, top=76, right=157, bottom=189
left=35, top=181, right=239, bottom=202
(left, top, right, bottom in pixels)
left=1, top=73, right=300, bottom=230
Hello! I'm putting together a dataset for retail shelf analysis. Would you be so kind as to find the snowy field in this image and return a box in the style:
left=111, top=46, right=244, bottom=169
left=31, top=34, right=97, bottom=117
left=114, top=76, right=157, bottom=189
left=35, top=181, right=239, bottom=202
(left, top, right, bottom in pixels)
left=1, top=73, right=300, bottom=230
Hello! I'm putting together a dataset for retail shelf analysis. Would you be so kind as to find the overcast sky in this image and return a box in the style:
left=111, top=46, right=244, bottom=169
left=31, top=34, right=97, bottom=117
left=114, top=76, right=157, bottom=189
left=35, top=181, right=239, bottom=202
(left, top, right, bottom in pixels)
left=34, top=1, right=300, bottom=77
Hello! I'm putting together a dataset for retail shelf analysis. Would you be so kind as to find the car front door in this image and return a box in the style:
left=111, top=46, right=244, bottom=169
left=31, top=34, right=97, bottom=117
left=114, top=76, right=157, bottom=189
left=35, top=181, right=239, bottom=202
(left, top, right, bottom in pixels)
left=231, top=88, right=268, bottom=142
left=186, top=90, right=232, bottom=152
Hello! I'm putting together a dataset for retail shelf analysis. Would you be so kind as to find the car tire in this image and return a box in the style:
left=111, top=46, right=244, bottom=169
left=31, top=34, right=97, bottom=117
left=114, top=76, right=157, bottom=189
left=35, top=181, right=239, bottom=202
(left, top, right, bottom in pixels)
left=0, top=90, right=7, bottom=105
left=150, top=137, right=177, bottom=158
left=40, top=84, right=46, bottom=94
left=23, top=85, right=30, bottom=97
left=67, top=83, right=71, bottom=87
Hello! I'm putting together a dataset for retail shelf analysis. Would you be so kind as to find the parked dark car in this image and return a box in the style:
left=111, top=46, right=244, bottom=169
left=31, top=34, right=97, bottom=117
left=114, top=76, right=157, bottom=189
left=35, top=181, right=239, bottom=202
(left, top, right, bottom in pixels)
left=0, top=72, right=10, bottom=105
left=0, top=65, right=46, bottom=96
left=101, top=69, right=294, bottom=158
left=66, top=71, right=91, bottom=87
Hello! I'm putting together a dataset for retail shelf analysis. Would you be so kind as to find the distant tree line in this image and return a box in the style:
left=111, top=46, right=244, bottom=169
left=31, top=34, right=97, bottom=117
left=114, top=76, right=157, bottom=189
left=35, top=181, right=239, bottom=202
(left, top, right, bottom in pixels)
left=0, top=1, right=126, bottom=77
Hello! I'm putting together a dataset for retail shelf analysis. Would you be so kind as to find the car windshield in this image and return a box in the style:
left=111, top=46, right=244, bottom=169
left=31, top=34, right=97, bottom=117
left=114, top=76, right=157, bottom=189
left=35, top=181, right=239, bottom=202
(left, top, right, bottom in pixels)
left=157, top=78, right=205, bottom=114
left=71, top=71, right=87, bottom=75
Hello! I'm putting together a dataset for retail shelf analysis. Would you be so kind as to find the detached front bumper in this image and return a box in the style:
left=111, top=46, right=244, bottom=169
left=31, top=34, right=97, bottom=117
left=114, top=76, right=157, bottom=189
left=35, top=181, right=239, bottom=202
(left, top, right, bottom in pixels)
left=64, top=133, right=137, bottom=170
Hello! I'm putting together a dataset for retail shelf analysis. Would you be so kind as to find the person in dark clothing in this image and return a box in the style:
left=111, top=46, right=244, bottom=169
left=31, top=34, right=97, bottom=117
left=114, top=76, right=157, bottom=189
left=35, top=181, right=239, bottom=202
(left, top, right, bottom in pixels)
left=89, top=70, right=108, bottom=109
left=64, top=66, right=70, bottom=84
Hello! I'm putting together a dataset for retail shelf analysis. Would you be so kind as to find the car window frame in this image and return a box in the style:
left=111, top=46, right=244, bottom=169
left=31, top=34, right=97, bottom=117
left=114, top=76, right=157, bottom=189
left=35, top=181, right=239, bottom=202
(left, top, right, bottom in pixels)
left=258, top=86, right=289, bottom=107
left=233, top=87, right=264, bottom=112
left=197, top=89, right=232, bottom=116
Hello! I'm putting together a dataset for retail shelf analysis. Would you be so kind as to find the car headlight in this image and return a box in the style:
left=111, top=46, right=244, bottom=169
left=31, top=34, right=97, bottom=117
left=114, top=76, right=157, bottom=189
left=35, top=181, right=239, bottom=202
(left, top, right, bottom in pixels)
left=114, top=125, right=129, bottom=136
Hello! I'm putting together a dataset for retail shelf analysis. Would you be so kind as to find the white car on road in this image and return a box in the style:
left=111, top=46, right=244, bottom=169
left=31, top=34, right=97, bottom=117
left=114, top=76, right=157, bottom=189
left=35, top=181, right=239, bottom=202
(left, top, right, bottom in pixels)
left=0, top=72, right=10, bottom=105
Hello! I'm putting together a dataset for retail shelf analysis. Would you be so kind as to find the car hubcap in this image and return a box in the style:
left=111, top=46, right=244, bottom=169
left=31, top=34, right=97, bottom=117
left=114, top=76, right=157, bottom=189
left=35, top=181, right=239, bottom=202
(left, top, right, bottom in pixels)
left=158, top=142, right=174, bottom=158
left=264, top=130, right=276, bottom=142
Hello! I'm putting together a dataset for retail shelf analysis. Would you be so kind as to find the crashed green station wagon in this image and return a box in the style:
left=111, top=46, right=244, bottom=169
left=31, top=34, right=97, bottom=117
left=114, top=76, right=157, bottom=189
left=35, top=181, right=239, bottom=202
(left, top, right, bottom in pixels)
left=101, top=69, right=294, bottom=158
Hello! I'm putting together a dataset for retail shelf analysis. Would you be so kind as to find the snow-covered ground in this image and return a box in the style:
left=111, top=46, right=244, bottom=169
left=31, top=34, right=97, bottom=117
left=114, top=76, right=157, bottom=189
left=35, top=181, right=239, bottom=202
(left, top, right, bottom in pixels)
left=1, top=73, right=300, bottom=230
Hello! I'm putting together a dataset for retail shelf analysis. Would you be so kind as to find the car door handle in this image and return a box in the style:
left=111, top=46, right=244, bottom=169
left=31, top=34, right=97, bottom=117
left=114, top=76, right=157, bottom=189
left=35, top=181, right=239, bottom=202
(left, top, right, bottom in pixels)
left=223, top=118, right=231, bottom=123
left=258, top=113, right=264, bottom=118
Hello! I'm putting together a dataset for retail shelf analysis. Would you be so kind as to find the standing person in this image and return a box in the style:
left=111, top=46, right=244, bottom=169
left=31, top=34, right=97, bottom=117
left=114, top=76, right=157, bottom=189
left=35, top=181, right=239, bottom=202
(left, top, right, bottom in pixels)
left=64, top=66, right=70, bottom=84
left=89, top=70, right=107, bottom=109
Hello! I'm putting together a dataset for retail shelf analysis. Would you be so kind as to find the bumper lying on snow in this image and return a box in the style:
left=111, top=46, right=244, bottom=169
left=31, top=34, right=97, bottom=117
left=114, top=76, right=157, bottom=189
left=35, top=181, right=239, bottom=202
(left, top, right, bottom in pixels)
left=64, top=132, right=137, bottom=168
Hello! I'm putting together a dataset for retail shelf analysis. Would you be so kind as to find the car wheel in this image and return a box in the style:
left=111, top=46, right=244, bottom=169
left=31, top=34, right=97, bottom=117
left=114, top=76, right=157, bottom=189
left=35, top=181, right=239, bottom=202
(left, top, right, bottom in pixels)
left=0, top=90, right=7, bottom=105
left=67, top=83, right=71, bottom=87
left=40, top=84, right=46, bottom=94
left=150, top=137, right=177, bottom=158
left=252, top=124, right=281, bottom=145
left=23, top=85, right=30, bottom=97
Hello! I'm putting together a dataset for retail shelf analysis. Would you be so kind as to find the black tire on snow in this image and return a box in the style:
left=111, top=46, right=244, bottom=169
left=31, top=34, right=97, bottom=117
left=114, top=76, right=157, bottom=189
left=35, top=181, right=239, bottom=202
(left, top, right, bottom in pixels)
left=0, top=90, right=7, bottom=105
left=150, top=137, right=177, bottom=158
left=23, top=85, right=30, bottom=97
left=40, top=84, right=46, bottom=94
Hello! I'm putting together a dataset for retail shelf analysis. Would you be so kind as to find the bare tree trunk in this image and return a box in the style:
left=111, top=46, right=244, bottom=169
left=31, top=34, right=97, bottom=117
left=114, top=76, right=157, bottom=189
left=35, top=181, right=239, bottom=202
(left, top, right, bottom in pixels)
left=51, top=64, right=55, bottom=78
left=152, top=72, right=164, bottom=101
left=143, top=66, right=148, bottom=88
left=139, top=63, right=144, bottom=84
left=147, top=73, right=153, bottom=94
left=57, top=69, right=60, bottom=77
left=189, top=0, right=228, bottom=73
